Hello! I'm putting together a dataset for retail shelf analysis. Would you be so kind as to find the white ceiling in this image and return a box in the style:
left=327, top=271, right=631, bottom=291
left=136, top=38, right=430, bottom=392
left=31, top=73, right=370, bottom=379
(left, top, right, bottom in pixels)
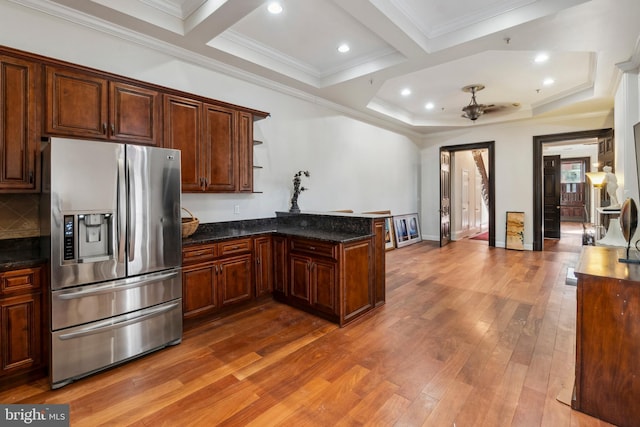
left=17, top=0, right=640, bottom=135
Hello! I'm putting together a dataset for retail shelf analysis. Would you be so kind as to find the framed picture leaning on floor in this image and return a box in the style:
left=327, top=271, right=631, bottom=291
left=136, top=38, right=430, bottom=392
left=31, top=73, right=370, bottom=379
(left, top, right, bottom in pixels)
left=393, top=213, right=422, bottom=248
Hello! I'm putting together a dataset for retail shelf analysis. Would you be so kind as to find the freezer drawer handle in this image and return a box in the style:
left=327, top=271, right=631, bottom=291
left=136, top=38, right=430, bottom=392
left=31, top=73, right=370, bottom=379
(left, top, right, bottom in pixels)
left=56, top=270, right=179, bottom=300
left=58, top=301, right=180, bottom=340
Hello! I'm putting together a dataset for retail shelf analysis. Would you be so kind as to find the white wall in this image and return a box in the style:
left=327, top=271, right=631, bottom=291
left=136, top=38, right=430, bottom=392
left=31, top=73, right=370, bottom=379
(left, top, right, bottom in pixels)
left=0, top=1, right=420, bottom=223
left=420, top=114, right=614, bottom=248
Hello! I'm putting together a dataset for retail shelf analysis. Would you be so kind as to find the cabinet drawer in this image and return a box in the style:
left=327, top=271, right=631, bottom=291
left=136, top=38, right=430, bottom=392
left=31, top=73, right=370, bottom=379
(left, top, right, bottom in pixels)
left=182, top=244, right=217, bottom=265
left=290, top=238, right=337, bottom=259
left=219, top=238, right=252, bottom=256
left=0, top=267, right=42, bottom=295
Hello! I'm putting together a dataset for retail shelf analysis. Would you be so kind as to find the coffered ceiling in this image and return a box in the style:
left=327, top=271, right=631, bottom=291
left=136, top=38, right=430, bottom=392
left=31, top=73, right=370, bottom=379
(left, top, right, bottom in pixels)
left=14, top=0, right=640, bottom=135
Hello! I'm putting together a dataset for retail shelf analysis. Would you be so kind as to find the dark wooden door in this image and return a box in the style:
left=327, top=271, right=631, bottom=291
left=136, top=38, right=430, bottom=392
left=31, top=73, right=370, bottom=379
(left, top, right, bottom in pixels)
left=0, top=54, right=39, bottom=192
left=110, top=82, right=161, bottom=146
left=543, top=155, right=561, bottom=239
left=204, top=103, right=235, bottom=192
left=440, top=149, right=451, bottom=246
left=45, top=66, right=108, bottom=139
left=163, top=95, right=204, bottom=192
left=218, top=255, right=253, bottom=307
left=254, top=236, right=273, bottom=297
left=237, top=111, right=253, bottom=192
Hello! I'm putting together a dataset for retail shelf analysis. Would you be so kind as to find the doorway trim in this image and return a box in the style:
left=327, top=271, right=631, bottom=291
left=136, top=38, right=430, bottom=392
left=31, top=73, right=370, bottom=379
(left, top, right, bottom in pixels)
left=532, top=128, right=612, bottom=251
left=440, top=141, right=495, bottom=247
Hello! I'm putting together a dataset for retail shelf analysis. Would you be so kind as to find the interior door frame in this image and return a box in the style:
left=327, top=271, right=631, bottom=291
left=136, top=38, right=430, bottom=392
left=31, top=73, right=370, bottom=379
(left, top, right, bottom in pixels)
left=440, top=141, right=496, bottom=247
left=532, top=128, right=612, bottom=251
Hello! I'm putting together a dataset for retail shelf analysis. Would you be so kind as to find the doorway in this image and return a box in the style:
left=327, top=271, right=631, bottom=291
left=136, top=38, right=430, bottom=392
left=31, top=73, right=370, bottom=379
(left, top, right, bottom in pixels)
left=440, top=141, right=495, bottom=247
left=532, top=128, right=613, bottom=251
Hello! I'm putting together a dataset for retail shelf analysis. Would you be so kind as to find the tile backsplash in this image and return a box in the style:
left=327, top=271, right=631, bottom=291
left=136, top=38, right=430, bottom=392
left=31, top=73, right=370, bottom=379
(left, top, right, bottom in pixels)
left=0, top=194, right=40, bottom=239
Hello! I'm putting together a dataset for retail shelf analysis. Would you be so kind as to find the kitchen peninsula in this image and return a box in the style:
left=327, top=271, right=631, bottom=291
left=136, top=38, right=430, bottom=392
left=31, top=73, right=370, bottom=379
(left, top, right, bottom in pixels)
left=182, top=211, right=387, bottom=327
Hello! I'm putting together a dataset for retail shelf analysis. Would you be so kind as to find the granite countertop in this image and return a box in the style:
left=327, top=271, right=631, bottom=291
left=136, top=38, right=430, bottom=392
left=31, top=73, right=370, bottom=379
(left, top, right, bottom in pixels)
left=0, top=238, right=47, bottom=272
left=182, top=213, right=378, bottom=246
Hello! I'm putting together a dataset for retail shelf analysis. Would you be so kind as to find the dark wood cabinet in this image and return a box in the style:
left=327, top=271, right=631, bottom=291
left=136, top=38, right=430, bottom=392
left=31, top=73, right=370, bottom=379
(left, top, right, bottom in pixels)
left=166, top=97, right=258, bottom=193
left=0, top=54, right=40, bottom=192
left=254, top=236, right=273, bottom=297
left=342, top=239, right=373, bottom=323
left=237, top=111, right=253, bottom=192
left=182, top=238, right=254, bottom=320
left=109, top=81, right=161, bottom=145
left=218, top=254, right=253, bottom=307
left=372, top=218, right=386, bottom=307
left=45, top=66, right=161, bottom=145
left=573, top=246, right=640, bottom=427
left=272, top=235, right=287, bottom=296
left=280, top=236, right=375, bottom=325
left=204, top=103, right=236, bottom=192
left=0, top=266, right=43, bottom=381
left=289, top=245, right=337, bottom=316
left=163, top=95, right=204, bottom=192
left=183, top=263, right=217, bottom=318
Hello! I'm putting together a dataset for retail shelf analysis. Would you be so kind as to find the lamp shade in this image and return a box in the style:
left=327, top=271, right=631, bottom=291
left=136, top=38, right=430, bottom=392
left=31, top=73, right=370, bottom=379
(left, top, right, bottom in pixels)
left=586, top=171, right=606, bottom=186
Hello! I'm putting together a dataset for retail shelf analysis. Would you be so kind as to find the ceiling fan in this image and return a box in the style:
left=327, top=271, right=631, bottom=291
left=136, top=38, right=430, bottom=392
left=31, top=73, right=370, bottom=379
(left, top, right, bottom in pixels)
left=461, top=84, right=519, bottom=121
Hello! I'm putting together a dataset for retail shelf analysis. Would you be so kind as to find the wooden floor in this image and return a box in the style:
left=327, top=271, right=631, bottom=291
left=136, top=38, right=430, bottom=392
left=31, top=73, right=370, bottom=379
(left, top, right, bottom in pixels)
left=1, top=224, right=614, bottom=426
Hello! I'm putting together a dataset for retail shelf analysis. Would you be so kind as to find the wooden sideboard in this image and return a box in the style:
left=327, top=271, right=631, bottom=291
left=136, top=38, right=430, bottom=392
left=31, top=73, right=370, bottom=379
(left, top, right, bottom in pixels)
left=573, top=246, right=640, bottom=427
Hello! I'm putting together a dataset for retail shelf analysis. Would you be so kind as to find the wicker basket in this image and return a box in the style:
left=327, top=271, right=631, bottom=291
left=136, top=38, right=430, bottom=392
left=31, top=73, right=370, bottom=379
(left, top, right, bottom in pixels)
left=181, top=207, right=199, bottom=238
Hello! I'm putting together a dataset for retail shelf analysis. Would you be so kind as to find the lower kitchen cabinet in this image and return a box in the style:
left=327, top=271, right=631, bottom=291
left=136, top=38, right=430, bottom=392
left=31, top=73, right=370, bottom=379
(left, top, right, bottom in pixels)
left=183, top=263, right=217, bottom=318
left=289, top=253, right=337, bottom=316
left=218, top=254, right=253, bottom=307
left=254, top=236, right=273, bottom=297
left=277, top=236, right=373, bottom=326
left=182, top=238, right=253, bottom=320
left=0, top=266, right=44, bottom=384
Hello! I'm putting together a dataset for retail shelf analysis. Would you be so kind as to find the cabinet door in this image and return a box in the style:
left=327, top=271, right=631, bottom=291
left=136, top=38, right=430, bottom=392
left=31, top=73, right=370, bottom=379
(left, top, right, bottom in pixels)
left=254, top=236, right=273, bottom=297
left=45, top=66, right=108, bottom=138
left=182, top=264, right=217, bottom=318
left=204, top=104, right=235, bottom=192
left=0, top=55, right=39, bottom=191
left=237, top=111, right=253, bottom=192
left=110, top=82, right=161, bottom=146
left=290, top=254, right=311, bottom=305
left=0, top=293, right=41, bottom=375
left=164, top=95, right=204, bottom=192
left=310, top=258, right=337, bottom=315
left=218, top=254, right=253, bottom=306
left=273, top=236, right=287, bottom=296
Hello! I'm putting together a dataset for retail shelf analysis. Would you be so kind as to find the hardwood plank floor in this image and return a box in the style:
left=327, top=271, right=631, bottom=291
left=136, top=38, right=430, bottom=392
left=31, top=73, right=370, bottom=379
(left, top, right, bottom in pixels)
left=1, top=227, right=614, bottom=426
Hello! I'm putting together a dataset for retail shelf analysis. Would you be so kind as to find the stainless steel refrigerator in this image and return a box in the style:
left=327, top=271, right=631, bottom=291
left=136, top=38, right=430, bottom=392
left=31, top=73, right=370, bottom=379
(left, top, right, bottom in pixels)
left=41, top=137, right=182, bottom=389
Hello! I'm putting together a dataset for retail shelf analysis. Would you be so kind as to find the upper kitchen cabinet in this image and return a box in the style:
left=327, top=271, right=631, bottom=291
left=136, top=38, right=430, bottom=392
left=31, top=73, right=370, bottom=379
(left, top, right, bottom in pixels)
left=165, top=93, right=267, bottom=193
left=45, top=66, right=162, bottom=146
left=163, top=94, right=204, bottom=192
left=0, top=53, right=40, bottom=192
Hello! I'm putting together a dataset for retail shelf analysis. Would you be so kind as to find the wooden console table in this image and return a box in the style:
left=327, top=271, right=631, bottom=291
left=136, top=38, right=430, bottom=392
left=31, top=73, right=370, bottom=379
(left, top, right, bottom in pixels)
left=573, top=246, right=640, bottom=427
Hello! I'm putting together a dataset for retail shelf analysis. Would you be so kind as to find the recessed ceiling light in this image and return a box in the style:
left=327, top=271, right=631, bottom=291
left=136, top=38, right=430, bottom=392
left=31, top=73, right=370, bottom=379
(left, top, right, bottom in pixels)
left=401, top=88, right=411, bottom=96
left=425, top=102, right=435, bottom=110
left=267, top=2, right=283, bottom=14
left=337, top=43, right=350, bottom=53
left=543, top=78, right=555, bottom=86
left=534, top=53, right=549, bottom=63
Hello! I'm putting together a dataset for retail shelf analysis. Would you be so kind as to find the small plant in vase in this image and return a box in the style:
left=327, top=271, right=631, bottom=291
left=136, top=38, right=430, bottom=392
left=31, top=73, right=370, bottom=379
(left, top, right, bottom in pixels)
left=289, top=170, right=310, bottom=213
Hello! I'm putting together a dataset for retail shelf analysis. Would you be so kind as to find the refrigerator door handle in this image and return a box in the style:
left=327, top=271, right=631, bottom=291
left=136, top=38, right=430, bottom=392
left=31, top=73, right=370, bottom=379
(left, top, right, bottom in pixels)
left=127, top=154, right=136, bottom=263
left=55, top=270, right=180, bottom=300
left=117, top=155, right=127, bottom=263
left=57, top=301, right=181, bottom=340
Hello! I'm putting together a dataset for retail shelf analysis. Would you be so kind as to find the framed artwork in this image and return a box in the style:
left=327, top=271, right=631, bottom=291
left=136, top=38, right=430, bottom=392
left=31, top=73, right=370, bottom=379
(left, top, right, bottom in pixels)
left=393, top=213, right=422, bottom=248
left=505, top=211, right=525, bottom=250
left=363, top=210, right=395, bottom=250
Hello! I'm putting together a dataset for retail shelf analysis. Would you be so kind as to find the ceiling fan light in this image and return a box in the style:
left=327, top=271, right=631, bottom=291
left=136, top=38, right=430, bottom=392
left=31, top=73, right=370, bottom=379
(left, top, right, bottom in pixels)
left=462, top=104, right=484, bottom=121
